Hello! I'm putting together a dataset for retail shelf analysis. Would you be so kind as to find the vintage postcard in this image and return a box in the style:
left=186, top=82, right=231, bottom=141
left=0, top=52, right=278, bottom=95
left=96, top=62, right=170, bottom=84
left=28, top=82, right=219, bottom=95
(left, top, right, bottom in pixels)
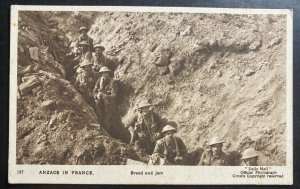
left=9, top=5, right=293, bottom=184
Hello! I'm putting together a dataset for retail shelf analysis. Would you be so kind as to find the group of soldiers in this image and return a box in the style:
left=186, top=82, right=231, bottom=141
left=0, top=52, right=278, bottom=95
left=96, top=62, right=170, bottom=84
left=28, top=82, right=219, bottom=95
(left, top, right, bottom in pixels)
left=64, top=26, right=119, bottom=137
left=65, top=26, right=260, bottom=166
left=126, top=101, right=260, bottom=166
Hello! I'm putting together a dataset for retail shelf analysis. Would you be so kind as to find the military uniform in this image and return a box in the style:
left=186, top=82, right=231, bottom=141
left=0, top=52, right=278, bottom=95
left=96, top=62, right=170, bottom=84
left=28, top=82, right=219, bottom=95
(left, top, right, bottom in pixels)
left=74, top=61, right=97, bottom=108
left=198, top=149, right=228, bottom=166
left=91, top=53, right=117, bottom=72
left=127, top=108, right=163, bottom=154
left=93, top=68, right=118, bottom=133
left=153, top=136, right=188, bottom=165
left=77, top=27, right=93, bottom=52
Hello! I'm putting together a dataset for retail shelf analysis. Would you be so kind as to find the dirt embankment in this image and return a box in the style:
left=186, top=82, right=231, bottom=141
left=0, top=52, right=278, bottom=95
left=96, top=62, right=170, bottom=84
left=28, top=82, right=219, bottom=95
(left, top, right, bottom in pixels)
left=88, top=12, right=286, bottom=165
left=17, top=12, right=148, bottom=165
left=17, top=11, right=287, bottom=165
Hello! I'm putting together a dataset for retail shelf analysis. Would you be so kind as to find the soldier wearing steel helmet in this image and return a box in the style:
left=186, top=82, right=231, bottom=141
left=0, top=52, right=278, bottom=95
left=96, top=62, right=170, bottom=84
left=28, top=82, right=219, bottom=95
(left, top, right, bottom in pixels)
left=93, top=66, right=118, bottom=134
left=126, top=100, right=164, bottom=154
left=152, top=125, right=188, bottom=165
left=198, top=136, right=228, bottom=166
left=240, top=147, right=260, bottom=166
left=74, top=60, right=97, bottom=107
left=77, top=40, right=92, bottom=63
left=91, top=43, right=117, bottom=72
left=77, top=26, right=93, bottom=52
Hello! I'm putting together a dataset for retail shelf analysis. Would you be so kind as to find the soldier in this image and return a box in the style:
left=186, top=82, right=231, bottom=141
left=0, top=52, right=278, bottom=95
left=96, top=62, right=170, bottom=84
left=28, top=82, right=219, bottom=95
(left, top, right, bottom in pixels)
left=71, top=41, right=93, bottom=79
left=74, top=60, right=97, bottom=107
left=240, top=147, right=260, bottom=166
left=78, top=26, right=93, bottom=52
left=93, top=66, right=118, bottom=134
left=198, top=136, right=228, bottom=166
left=126, top=101, right=163, bottom=154
left=77, top=41, right=92, bottom=62
left=152, top=125, right=188, bottom=165
left=91, top=43, right=117, bottom=73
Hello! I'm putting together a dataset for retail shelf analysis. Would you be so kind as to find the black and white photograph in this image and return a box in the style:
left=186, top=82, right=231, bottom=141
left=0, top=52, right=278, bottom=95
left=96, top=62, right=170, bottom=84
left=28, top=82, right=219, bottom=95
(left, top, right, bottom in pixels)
left=9, top=5, right=293, bottom=184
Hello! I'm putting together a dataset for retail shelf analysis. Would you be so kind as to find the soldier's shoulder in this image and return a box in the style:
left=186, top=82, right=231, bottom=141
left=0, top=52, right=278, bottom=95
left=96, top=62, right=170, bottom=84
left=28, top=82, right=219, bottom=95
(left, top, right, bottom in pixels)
left=156, top=138, right=165, bottom=145
left=221, top=151, right=229, bottom=159
left=202, top=149, right=212, bottom=156
left=174, top=136, right=184, bottom=142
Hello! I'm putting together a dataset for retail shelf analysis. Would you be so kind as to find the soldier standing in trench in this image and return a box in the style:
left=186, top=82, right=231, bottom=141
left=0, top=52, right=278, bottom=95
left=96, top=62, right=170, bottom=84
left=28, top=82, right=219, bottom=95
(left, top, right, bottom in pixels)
left=77, top=26, right=93, bottom=52
left=126, top=101, right=163, bottom=154
left=93, top=66, right=118, bottom=137
left=198, top=136, right=228, bottom=166
left=70, top=41, right=93, bottom=82
left=91, top=43, right=117, bottom=73
left=74, top=60, right=97, bottom=108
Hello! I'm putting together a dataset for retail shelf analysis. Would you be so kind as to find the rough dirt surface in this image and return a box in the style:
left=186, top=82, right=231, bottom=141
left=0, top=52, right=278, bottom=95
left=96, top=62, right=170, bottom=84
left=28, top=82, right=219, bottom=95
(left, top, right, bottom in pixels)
left=17, top=11, right=286, bottom=165
left=17, top=12, right=148, bottom=165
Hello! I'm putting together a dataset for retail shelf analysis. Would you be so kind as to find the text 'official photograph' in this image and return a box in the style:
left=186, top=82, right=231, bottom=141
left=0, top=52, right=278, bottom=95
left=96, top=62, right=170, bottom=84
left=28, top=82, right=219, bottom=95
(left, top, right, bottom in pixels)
left=9, top=6, right=293, bottom=185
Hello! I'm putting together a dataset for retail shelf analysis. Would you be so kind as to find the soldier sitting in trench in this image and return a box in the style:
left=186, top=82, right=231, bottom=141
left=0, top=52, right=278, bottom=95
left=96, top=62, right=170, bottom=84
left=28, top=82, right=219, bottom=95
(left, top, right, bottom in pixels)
left=93, top=66, right=118, bottom=136
left=198, top=136, right=228, bottom=166
left=149, top=123, right=203, bottom=165
left=150, top=125, right=188, bottom=165
left=126, top=101, right=164, bottom=155
left=240, top=147, right=260, bottom=166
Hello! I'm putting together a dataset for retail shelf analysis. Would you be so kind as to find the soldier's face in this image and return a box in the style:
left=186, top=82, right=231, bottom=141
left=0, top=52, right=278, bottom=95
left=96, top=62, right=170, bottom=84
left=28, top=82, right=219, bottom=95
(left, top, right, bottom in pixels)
left=81, top=30, right=87, bottom=36
left=243, top=157, right=258, bottom=166
left=82, top=66, right=92, bottom=72
left=139, top=107, right=150, bottom=115
left=211, top=143, right=223, bottom=156
left=101, top=72, right=111, bottom=78
left=79, top=45, right=88, bottom=52
left=95, top=48, right=104, bottom=55
left=164, top=131, right=174, bottom=140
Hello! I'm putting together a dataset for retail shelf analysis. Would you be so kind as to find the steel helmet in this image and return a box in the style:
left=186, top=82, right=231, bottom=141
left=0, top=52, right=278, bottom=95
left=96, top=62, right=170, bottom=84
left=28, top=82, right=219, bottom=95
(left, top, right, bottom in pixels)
left=208, top=136, right=225, bottom=146
left=78, top=41, right=89, bottom=46
left=138, top=101, right=152, bottom=109
left=79, top=26, right=88, bottom=33
left=161, top=125, right=177, bottom=134
left=99, top=66, right=112, bottom=73
left=93, top=43, right=105, bottom=51
left=79, top=60, right=92, bottom=68
left=241, top=148, right=260, bottom=160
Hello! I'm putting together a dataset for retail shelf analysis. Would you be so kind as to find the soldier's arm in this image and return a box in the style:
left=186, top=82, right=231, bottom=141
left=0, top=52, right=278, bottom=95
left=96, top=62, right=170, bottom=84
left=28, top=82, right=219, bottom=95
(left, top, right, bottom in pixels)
left=223, top=153, right=229, bottom=166
left=110, top=80, right=118, bottom=98
left=153, top=140, right=163, bottom=155
left=152, top=112, right=163, bottom=132
left=178, top=138, right=188, bottom=159
left=198, top=151, right=206, bottom=166
left=85, top=52, right=92, bottom=62
left=93, top=78, right=100, bottom=96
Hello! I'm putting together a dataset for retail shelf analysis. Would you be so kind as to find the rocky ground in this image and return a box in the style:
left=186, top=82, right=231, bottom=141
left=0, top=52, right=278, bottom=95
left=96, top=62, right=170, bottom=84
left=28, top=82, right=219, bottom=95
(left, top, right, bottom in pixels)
left=16, top=11, right=287, bottom=165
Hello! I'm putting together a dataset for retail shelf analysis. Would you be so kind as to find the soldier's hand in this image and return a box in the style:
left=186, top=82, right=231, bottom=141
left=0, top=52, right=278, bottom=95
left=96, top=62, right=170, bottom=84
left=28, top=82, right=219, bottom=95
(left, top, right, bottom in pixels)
left=174, top=156, right=183, bottom=162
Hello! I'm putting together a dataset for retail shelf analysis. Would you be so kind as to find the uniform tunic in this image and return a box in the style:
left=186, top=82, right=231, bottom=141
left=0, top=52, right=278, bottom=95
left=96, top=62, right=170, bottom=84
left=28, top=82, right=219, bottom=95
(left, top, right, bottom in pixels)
left=74, top=70, right=97, bottom=108
left=93, top=77, right=118, bottom=133
left=78, top=35, right=93, bottom=52
left=91, top=53, right=117, bottom=72
left=153, top=136, right=188, bottom=165
left=127, top=112, right=163, bottom=154
left=198, top=150, right=228, bottom=166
